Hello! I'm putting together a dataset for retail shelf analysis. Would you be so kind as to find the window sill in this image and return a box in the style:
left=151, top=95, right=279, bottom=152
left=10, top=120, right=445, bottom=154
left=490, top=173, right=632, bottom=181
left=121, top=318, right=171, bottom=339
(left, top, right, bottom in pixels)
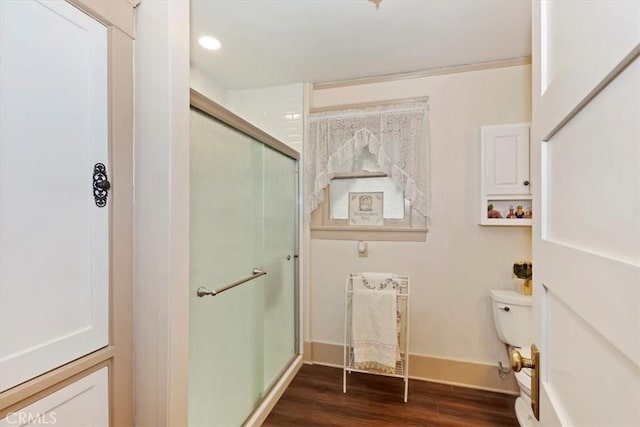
left=310, top=226, right=427, bottom=242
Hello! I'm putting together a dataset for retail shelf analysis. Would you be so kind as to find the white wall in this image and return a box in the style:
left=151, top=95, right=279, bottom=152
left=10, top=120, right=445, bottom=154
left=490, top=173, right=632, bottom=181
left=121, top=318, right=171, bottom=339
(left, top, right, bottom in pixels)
left=229, top=84, right=304, bottom=152
left=309, top=65, right=532, bottom=366
left=189, top=66, right=304, bottom=151
left=190, top=65, right=230, bottom=107
left=134, top=2, right=190, bottom=426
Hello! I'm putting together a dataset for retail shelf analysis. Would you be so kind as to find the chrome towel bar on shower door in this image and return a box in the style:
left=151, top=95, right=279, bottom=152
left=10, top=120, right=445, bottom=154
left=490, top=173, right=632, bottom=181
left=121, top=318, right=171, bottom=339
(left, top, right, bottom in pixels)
left=196, top=268, right=266, bottom=297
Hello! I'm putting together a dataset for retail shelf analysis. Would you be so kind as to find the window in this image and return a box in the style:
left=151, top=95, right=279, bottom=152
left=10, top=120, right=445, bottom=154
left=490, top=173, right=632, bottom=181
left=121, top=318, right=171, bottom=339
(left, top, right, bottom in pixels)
left=330, top=175, right=407, bottom=221
left=306, top=100, right=431, bottom=241
left=310, top=153, right=426, bottom=241
left=311, top=176, right=426, bottom=241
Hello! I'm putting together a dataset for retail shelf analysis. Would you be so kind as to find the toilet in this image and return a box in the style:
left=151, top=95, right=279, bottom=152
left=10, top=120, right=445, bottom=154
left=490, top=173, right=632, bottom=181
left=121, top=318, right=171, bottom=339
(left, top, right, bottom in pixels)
left=490, top=290, right=539, bottom=427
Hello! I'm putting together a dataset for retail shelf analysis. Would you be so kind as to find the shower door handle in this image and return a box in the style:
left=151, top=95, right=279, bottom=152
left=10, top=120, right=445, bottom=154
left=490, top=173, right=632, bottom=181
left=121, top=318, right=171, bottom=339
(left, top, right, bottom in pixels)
left=197, top=268, right=267, bottom=297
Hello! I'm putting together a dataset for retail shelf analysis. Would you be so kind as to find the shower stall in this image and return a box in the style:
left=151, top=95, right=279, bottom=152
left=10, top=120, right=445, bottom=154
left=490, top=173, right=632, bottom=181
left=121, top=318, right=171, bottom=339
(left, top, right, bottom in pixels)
left=188, top=91, right=300, bottom=426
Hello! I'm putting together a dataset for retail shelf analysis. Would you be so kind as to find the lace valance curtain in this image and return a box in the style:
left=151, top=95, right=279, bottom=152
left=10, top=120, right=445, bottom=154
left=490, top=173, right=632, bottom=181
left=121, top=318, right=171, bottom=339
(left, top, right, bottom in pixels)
left=306, top=100, right=431, bottom=224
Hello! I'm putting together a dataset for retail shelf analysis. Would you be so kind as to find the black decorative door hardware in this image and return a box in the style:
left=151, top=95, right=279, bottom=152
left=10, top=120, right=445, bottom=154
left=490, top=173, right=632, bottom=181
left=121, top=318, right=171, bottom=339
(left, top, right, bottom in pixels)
left=93, top=163, right=111, bottom=207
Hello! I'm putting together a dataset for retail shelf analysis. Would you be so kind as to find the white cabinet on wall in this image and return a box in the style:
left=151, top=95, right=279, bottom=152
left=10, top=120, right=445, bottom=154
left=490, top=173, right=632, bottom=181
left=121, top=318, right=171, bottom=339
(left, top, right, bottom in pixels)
left=480, top=123, right=532, bottom=226
left=0, top=368, right=109, bottom=427
left=0, top=0, right=109, bottom=391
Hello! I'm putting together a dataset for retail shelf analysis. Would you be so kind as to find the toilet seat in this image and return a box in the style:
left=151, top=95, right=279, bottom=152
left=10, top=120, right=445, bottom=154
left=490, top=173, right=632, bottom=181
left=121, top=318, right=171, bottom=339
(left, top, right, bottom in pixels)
left=515, top=370, right=531, bottom=396
left=512, top=346, right=532, bottom=397
left=515, top=396, right=540, bottom=427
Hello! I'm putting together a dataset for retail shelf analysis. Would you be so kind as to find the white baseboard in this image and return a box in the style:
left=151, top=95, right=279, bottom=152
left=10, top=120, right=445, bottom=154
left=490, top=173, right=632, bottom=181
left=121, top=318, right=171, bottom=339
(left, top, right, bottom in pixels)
left=303, top=341, right=313, bottom=363
left=306, top=341, right=519, bottom=396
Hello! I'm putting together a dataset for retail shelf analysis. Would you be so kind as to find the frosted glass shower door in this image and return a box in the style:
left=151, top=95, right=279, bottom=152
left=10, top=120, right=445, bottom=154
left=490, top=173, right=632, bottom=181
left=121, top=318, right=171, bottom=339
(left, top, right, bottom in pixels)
left=189, top=108, right=298, bottom=427
left=190, top=109, right=265, bottom=426
left=262, top=147, right=297, bottom=390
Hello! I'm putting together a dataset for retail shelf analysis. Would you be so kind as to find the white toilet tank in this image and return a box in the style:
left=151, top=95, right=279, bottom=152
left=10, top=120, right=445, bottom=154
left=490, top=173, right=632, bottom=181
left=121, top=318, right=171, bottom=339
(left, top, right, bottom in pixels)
left=490, top=289, right=533, bottom=348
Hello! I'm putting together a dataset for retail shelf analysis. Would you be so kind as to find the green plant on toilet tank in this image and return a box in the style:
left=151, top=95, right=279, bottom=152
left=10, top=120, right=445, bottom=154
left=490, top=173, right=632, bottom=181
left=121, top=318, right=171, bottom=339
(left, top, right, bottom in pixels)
left=513, top=261, right=532, bottom=280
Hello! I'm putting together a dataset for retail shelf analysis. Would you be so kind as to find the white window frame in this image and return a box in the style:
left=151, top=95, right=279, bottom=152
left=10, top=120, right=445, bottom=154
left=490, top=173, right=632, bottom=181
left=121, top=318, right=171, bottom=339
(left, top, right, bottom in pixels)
left=310, top=171, right=427, bottom=242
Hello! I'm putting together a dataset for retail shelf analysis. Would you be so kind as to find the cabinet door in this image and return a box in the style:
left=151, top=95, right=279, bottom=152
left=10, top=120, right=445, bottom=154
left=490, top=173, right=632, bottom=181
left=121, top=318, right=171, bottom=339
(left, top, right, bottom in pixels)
left=482, top=124, right=530, bottom=195
left=0, top=0, right=109, bottom=391
left=0, top=367, right=109, bottom=427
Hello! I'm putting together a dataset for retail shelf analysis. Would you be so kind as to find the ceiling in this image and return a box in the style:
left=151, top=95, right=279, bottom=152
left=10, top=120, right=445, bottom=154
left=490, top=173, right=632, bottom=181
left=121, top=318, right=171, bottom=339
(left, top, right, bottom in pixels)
left=190, top=0, right=531, bottom=90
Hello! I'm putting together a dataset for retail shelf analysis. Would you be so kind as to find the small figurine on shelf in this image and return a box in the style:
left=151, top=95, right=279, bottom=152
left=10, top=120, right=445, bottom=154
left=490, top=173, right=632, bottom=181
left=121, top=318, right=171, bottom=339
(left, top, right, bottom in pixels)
left=506, top=205, right=516, bottom=219
left=515, top=205, right=525, bottom=218
left=487, top=204, right=503, bottom=219
left=525, top=208, right=533, bottom=219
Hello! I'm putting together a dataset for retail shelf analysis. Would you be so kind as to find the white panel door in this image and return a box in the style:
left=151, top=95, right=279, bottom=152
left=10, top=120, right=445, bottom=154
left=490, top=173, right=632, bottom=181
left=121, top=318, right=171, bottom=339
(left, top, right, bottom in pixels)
left=532, top=1, right=640, bottom=426
left=0, top=367, right=109, bottom=427
left=0, top=0, right=109, bottom=391
left=482, top=124, right=530, bottom=195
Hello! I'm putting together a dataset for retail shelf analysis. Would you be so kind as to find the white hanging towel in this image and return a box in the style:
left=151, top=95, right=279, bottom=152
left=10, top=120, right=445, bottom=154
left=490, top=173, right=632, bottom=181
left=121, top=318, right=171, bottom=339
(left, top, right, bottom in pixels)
left=352, top=287, right=398, bottom=374
left=354, top=272, right=397, bottom=290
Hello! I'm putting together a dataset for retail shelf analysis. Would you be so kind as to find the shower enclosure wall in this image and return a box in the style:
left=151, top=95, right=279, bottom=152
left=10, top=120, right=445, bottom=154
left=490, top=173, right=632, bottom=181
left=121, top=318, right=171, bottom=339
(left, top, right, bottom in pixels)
left=189, top=92, right=299, bottom=426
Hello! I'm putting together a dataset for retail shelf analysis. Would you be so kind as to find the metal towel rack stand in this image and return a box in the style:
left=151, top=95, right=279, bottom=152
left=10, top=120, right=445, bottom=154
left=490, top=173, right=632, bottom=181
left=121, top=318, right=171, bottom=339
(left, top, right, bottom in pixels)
left=196, top=268, right=266, bottom=297
left=343, top=273, right=410, bottom=402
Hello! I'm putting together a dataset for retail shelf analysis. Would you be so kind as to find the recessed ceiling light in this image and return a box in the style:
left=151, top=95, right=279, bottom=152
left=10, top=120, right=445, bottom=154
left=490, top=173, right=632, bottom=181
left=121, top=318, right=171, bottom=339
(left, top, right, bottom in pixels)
left=199, top=36, right=221, bottom=51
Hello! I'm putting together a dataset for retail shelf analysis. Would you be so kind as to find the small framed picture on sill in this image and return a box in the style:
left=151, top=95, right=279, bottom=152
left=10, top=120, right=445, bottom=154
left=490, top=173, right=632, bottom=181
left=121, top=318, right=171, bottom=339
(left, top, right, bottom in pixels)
left=349, top=192, right=383, bottom=226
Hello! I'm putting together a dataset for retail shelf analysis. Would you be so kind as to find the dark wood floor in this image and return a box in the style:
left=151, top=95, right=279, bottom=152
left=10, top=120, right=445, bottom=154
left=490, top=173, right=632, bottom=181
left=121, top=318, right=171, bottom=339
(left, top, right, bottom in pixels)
left=263, top=365, right=518, bottom=427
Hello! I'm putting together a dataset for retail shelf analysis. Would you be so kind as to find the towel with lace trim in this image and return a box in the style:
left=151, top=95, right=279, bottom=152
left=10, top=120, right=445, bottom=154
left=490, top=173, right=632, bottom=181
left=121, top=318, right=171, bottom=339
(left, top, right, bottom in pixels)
left=352, top=273, right=401, bottom=374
